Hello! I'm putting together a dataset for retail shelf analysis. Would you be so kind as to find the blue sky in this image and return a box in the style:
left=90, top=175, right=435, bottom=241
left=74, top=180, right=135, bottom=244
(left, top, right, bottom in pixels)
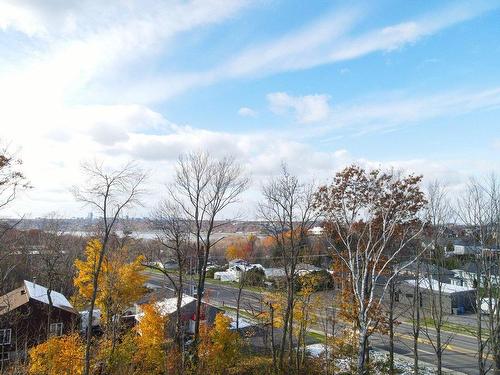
left=0, top=0, right=499, bottom=217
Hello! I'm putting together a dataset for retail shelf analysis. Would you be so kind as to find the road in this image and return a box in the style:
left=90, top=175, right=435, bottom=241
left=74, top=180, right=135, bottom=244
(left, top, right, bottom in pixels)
left=146, top=271, right=491, bottom=374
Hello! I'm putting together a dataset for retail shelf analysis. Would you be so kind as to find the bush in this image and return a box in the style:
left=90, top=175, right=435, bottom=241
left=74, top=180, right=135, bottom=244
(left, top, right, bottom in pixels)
left=228, top=356, right=274, bottom=375
left=243, top=268, right=265, bottom=286
left=297, top=270, right=333, bottom=292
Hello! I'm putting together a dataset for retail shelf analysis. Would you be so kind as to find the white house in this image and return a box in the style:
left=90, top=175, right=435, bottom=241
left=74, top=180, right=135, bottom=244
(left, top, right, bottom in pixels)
left=214, top=264, right=264, bottom=282
left=451, top=262, right=500, bottom=288
left=308, top=226, right=324, bottom=236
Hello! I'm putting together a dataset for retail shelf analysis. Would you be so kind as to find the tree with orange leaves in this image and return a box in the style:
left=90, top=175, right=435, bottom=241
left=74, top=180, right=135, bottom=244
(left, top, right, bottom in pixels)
left=28, top=333, right=84, bottom=375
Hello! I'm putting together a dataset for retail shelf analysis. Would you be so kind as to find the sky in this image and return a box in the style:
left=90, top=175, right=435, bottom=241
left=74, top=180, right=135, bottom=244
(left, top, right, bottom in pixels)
left=0, top=0, right=499, bottom=219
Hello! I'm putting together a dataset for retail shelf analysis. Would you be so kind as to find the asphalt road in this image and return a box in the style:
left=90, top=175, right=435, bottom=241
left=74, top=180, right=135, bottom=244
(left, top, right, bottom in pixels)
left=146, top=271, right=491, bottom=374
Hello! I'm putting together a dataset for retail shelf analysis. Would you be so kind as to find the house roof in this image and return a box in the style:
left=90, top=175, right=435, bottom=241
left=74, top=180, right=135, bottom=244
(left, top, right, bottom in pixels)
left=458, top=262, right=500, bottom=275
left=405, top=278, right=475, bottom=294
left=395, top=261, right=454, bottom=277
left=155, top=295, right=196, bottom=315
left=136, top=287, right=177, bottom=305
left=0, top=280, right=77, bottom=315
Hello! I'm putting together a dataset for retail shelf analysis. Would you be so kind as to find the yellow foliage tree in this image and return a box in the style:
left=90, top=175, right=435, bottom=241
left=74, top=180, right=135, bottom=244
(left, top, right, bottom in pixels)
left=133, top=302, right=168, bottom=374
left=74, top=239, right=147, bottom=325
left=29, top=333, right=84, bottom=375
left=199, top=313, right=241, bottom=374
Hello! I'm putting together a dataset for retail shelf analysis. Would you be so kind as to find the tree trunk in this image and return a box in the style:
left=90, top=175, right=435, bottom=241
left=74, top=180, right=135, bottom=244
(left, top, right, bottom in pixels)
left=436, top=327, right=442, bottom=375
left=413, top=261, right=420, bottom=375
left=84, top=241, right=108, bottom=375
left=236, top=283, right=243, bottom=331
left=46, top=286, right=53, bottom=340
left=477, top=264, right=485, bottom=375
left=388, top=282, right=395, bottom=374
left=270, top=304, right=277, bottom=374
left=357, top=327, right=368, bottom=375
left=194, top=244, right=209, bottom=346
left=278, top=283, right=292, bottom=373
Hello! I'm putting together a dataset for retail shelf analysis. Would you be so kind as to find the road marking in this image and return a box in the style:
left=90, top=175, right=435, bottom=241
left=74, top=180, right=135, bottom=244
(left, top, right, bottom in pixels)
left=395, top=332, right=494, bottom=361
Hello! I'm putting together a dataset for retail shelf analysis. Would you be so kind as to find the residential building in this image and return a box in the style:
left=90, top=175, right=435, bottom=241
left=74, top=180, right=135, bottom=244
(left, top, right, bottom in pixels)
left=0, top=281, right=79, bottom=361
left=399, top=278, right=476, bottom=314
left=394, top=261, right=454, bottom=283
left=451, top=262, right=500, bottom=288
left=133, top=288, right=221, bottom=337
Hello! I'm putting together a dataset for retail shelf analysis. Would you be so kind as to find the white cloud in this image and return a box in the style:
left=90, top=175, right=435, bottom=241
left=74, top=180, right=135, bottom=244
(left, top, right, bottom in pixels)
left=327, top=87, right=500, bottom=133
left=0, top=0, right=253, bottom=106
left=120, top=1, right=496, bottom=104
left=267, top=87, right=500, bottom=138
left=238, top=107, right=257, bottom=117
left=267, top=92, right=331, bottom=124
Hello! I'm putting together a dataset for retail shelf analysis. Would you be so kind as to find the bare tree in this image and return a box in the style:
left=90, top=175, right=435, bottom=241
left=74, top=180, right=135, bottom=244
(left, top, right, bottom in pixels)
left=169, top=152, right=248, bottom=349
left=457, top=174, right=500, bottom=374
left=314, top=165, right=426, bottom=375
left=258, top=164, right=318, bottom=373
left=33, top=214, right=75, bottom=337
left=72, top=160, right=146, bottom=375
left=0, top=143, right=30, bottom=213
left=410, top=252, right=422, bottom=374
left=421, top=181, right=454, bottom=375
left=0, top=143, right=30, bottom=293
left=148, top=200, right=192, bottom=353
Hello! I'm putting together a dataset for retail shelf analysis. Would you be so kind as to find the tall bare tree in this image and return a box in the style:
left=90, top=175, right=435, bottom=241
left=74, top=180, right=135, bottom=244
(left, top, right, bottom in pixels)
left=314, top=165, right=426, bottom=375
left=258, top=164, right=318, bottom=373
left=421, top=181, right=454, bottom=375
left=0, top=143, right=30, bottom=293
left=169, top=152, right=248, bottom=349
left=457, top=174, right=500, bottom=374
left=72, top=160, right=146, bottom=375
left=148, top=200, right=192, bottom=352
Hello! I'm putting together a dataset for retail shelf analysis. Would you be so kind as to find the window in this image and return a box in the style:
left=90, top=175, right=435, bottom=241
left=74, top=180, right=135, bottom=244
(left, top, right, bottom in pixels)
left=0, top=329, right=11, bottom=345
left=0, top=352, right=9, bottom=361
left=49, top=323, right=63, bottom=337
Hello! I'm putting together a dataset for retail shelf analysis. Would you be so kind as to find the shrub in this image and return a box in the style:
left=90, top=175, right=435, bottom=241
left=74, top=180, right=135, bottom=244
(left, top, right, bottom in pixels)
left=243, top=267, right=265, bottom=286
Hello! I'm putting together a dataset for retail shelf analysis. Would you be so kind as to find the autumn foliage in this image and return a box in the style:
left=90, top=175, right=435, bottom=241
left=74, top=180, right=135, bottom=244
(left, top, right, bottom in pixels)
left=134, top=303, right=169, bottom=374
left=73, top=239, right=147, bottom=323
left=225, top=234, right=256, bottom=261
left=28, top=333, right=84, bottom=375
left=199, top=313, right=241, bottom=374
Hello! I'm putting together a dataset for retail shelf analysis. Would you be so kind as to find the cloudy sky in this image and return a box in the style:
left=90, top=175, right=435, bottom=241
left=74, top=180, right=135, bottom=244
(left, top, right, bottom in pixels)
left=1, top=0, right=499, bottom=218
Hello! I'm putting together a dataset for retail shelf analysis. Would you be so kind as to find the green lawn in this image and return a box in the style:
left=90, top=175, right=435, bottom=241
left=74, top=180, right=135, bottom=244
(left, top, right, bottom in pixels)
left=421, top=317, right=488, bottom=337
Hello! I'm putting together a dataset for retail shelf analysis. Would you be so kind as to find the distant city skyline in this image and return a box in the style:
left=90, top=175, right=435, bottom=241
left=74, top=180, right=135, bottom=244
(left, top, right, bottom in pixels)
left=1, top=0, right=499, bottom=218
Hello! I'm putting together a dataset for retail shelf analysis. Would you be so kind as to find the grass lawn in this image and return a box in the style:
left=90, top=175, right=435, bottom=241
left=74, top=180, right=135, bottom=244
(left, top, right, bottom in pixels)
left=421, top=317, right=488, bottom=337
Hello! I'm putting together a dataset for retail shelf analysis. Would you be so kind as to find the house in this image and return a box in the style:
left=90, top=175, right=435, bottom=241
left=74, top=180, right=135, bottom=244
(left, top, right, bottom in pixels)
left=451, top=262, right=500, bottom=288
left=0, top=281, right=79, bottom=361
left=133, top=288, right=221, bottom=337
left=296, top=263, right=322, bottom=276
left=452, top=244, right=482, bottom=255
left=394, top=261, right=454, bottom=283
left=308, top=226, right=324, bottom=236
left=446, top=244, right=500, bottom=256
left=214, top=264, right=264, bottom=283
left=264, top=267, right=286, bottom=279
left=228, top=259, right=249, bottom=267
left=399, top=278, right=476, bottom=314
